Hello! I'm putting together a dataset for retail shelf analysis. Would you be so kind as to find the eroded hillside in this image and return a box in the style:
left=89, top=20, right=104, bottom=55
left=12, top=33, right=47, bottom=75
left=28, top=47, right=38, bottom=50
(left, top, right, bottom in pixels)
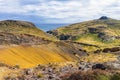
left=0, top=20, right=86, bottom=68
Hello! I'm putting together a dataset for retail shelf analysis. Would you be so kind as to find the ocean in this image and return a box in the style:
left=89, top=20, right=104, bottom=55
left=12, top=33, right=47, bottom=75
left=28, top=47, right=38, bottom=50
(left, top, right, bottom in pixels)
left=35, top=23, right=70, bottom=31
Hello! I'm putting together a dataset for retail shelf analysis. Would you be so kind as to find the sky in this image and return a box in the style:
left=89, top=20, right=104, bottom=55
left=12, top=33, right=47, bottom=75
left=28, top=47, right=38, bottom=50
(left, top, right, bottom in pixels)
left=0, top=0, right=120, bottom=23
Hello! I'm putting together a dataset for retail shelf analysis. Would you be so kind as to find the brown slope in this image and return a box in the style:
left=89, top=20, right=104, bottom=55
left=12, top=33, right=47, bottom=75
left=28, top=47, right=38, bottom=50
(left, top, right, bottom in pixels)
left=0, top=20, right=86, bottom=68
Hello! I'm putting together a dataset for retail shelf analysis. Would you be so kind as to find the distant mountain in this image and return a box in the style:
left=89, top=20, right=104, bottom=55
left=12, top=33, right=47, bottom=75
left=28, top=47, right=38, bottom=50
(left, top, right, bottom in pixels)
left=47, top=16, right=120, bottom=52
left=0, top=20, right=86, bottom=68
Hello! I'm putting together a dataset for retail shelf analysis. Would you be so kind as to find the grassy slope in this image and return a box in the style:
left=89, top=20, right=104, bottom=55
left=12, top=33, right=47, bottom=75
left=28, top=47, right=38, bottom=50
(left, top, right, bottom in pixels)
left=80, top=53, right=117, bottom=63
left=0, top=20, right=78, bottom=68
left=0, top=44, right=76, bottom=68
left=55, top=18, right=120, bottom=52
left=57, top=18, right=120, bottom=35
left=0, top=20, right=56, bottom=41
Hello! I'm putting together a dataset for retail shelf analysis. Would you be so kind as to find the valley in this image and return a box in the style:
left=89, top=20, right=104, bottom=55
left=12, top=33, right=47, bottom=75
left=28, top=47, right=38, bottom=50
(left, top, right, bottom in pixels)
left=0, top=17, right=120, bottom=80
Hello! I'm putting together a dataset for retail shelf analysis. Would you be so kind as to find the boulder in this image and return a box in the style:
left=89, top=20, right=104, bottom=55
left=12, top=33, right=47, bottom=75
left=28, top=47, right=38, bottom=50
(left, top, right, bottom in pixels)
left=92, top=64, right=106, bottom=70
left=94, top=49, right=102, bottom=53
left=58, top=34, right=71, bottom=40
left=46, top=30, right=58, bottom=36
left=103, top=47, right=120, bottom=53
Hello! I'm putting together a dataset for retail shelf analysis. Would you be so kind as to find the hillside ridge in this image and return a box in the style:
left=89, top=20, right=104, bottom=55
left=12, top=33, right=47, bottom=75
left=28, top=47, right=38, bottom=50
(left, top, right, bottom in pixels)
left=0, top=20, right=57, bottom=42
left=0, top=20, right=36, bottom=28
left=0, top=20, right=87, bottom=68
left=47, top=16, right=120, bottom=52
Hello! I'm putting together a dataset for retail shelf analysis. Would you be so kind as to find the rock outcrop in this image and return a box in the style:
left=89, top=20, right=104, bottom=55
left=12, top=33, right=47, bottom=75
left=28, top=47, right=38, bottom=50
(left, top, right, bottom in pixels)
left=92, top=64, right=106, bottom=70
left=0, top=32, right=50, bottom=45
left=99, top=16, right=109, bottom=20
left=94, top=47, right=120, bottom=53
left=47, top=17, right=120, bottom=42
left=103, top=47, right=120, bottom=53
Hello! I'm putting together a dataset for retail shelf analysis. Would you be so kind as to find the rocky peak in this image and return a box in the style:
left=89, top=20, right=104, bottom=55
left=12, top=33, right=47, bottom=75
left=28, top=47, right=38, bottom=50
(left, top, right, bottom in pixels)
left=99, top=16, right=109, bottom=20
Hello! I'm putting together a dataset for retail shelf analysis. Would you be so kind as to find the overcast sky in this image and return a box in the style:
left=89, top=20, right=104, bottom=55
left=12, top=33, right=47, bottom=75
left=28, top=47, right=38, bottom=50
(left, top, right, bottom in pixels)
left=0, top=0, right=120, bottom=23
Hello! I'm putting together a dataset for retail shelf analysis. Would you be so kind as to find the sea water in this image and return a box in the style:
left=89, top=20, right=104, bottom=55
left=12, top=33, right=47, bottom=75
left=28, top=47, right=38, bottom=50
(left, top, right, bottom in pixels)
left=35, top=23, right=69, bottom=31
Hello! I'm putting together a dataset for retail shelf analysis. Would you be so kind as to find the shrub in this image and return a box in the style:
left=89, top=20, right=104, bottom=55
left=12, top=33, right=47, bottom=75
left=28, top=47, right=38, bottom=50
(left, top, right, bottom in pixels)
left=64, top=70, right=110, bottom=80
left=13, top=65, right=20, bottom=69
left=37, top=74, right=43, bottom=78
left=96, top=75, right=110, bottom=80
left=111, top=73, right=120, bottom=80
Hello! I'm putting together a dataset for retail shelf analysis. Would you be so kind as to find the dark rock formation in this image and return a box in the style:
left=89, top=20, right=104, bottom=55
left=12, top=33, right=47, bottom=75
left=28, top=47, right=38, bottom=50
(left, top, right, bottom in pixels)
left=99, top=16, right=109, bottom=20
left=88, top=26, right=106, bottom=34
left=98, top=32, right=106, bottom=38
left=58, top=34, right=71, bottom=40
left=98, top=32, right=116, bottom=41
left=94, top=49, right=102, bottom=53
left=46, top=30, right=58, bottom=36
left=88, top=26, right=116, bottom=42
left=102, top=47, right=120, bottom=53
left=88, top=28, right=98, bottom=34
left=47, top=30, right=73, bottom=40
left=94, top=47, right=120, bottom=54
left=92, top=64, right=106, bottom=70
left=47, top=30, right=72, bottom=40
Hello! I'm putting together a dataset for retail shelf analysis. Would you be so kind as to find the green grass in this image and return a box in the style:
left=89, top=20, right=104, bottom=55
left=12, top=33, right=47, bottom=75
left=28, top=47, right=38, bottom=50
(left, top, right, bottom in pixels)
left=65, top=69, right=120, bottom=80
left=111, top=73, right=120, bottom=80
left=54, top=18, right=120, bottom=52
left=0, top=20, right=57, bottom=41
left=97, top=75, right=110, bottom=80
left=80, top=53, right=117, bottom=63
left=75, top=33, right=102, bottom=42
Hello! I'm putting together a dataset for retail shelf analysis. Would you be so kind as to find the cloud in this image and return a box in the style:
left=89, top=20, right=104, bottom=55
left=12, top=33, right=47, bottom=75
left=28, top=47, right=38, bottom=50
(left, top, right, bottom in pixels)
left=0, top=0, right=120, bottom=23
